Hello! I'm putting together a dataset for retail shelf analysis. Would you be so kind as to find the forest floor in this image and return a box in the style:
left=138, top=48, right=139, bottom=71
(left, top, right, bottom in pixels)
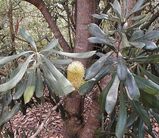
left=3, top=94, right=159, bottom=138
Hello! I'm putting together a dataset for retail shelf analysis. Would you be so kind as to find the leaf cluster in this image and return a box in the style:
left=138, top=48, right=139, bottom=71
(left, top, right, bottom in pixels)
left=80, top=0, right=159, bottom=137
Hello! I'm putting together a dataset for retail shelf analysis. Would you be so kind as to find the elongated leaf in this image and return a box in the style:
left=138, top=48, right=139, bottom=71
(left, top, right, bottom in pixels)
left=41, top=55, right=75, bottom=96
left=130, top=29, right=144, bottom=41
left=79, top=65, right=112, bottom=95
left=143, top=41, right=157, bottom=50
left=94, top=64, right=112, bottom=81
left=138, top=119, right=144, bottom=138
left=79, top=80, right=96, bottom=95
left=0, top=103, right=20, bottom=126
left=52, top=59, right=73, bottom=65
left=117, top=58, right=128, bottom=81
left=131, top=55, right=159, bottom=63
left=143, top=30, right=159, bottom=41
left=141, top=92, right=159, bottom=109
left=86, top=51, right=112, bottom=80
left=0, top=54, right=34, bottom=92
left=140, top=67, right=159, bottom=85
left=105, top=75, right=120, bottom=114
left=115, top=94, right=127, bottom=138
left=134, top=75, right=159, bottom=95
left=121, top=33, right=130, bottom=48
left=35, top=68, right=44, bottom=98
left=50, top=49, right=96, bottom=59
left=3, top=91, right=12, bottom=106
left=132, top=101, right=151, bottom=130
left=13, top=79, right=27, bottom=100
left=41, top=64, right=64, bottom=96
left=0, top=51, right=32, bottom=66
left=23, top=70, right=36, bottom=104
left=40, top=39, right=59, bottom=53
left=88, top=23, right=106, bottom=39
left=110, top=0, right=122, bottom=18
left=19, top=27, right=37, bottom=51
left=100, top=74, right=116, bottom=112
left=88, top=37, right=107, bottom=44
left=127, top=14, right=150, bottom=31
left=92, top=14, right=109, bottom=20
left=129, top=0, right=145, bottom=15
left=125, top=70, right=140, bottom=100
left=129, top=42, right=145, bottom=49
left=92, top=14, right=120, bottom=22
left=126, top=112, right=138, bottom=127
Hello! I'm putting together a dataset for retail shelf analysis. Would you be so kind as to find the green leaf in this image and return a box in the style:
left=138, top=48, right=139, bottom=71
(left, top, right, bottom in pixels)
left=41, top=65, right=64, bottom=96
left=40, top=39, right=59, bottom=53
left=134, top=75, right=159, bottom=95
left=19, top=27, right=37, bottom=51
left=0, top=54, right=34, bottom=92
left=23, top=70, right=36, bottom=104
left=130, top=29, right=144, bottom=41
left=132, top=55, right=159, bottom=63
left=126, top=112, right=138, bottom=127
left=141, top=92, right=159, bottom=109
left=138, top=119, right=144, bottom=138
left=79, top=80, right=96, bottom=95
left=129, top=42, right=145, bottom=49
left=143, top=31, right=159, bottom=41
left=0, top=51, right=32, bottom=66
left=0, top=103, right=20, bottom=126
left=88, top=23, right=106, bottom=39
left=100, top=74, right=116, bottom=112
left=88, top=37, right=107, bottom=44
left=115, top=94, right=127, bottom=138
left=117, top=58, right=128, bottom=81
left=143, top=41, right=157, bottom=51
left=50, top=49, right=96, bottom=59
left=132, top=101, right=151, bottom=130
left=127, top=14, right=150, bottom=30
left=35, top=68, right=44, bottom=98
left=85, top=51, right=112, bottom=80
left=129, top=0, right=145, bottom=15
left=41, top=55, right=75, bottom=96
left=110, top=0, right=122, bottom=18
left=94, top=64, right=113, bottom=81
left=105, top=75, right=120, bottom=114
left=125, top=70, right=140, bottom=100
left=121, top=33, right=130, bottom=48
left=13, top=79, right=27, bottom=100
left=92, top=14, right=109, bottom=20
left=92, top=13, right=120, bottom=22
left=140, top=67, right=159, bottom=85
left=52, top=59, right=73, bottom=65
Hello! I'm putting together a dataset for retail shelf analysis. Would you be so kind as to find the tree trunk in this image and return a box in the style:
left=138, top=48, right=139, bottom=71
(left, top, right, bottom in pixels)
left=63, top=0, right=99, bottom=138
left=24, top=0, right=71, bottom=52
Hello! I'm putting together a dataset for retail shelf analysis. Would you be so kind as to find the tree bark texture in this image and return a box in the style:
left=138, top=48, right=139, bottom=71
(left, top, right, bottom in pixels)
left=63, top=0, right=100, bottom=138
left=24, top=0, right=70, bottom=52
left=74, top=0, right=96, bottom=66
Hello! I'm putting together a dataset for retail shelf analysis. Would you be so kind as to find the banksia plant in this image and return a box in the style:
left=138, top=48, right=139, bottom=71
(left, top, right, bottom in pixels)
left=67, top=61, right=85, bottom=89
left=0, top=28, right=96, bottom=126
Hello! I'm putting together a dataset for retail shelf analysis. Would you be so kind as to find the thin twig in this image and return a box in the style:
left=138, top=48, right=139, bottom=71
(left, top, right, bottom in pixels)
left=30, top=99, right=64, bottom=138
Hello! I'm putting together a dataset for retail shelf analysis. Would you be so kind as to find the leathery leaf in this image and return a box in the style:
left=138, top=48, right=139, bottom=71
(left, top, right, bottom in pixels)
left=105, top=75, right=120, bottom=114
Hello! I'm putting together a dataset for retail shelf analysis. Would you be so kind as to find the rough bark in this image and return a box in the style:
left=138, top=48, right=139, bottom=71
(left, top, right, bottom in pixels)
left=24, top=0, right=70, bottom=52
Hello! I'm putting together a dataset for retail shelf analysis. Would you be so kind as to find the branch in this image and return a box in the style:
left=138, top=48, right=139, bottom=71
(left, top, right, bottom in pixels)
left=24, top=0, right=71, bottom=52
left=30, top=99, right=64, bottom=138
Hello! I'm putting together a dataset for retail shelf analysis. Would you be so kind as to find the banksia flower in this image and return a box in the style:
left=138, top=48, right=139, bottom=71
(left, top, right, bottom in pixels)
left=67, top=61, right=85, bottom=89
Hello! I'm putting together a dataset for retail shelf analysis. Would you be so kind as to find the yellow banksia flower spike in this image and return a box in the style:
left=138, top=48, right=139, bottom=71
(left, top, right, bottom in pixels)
left=67, top=61, right=85, bottom=89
